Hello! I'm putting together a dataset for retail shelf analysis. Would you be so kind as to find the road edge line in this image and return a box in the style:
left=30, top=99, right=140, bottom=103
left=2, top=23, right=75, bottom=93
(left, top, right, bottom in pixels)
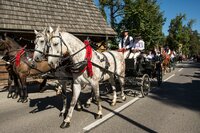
left=83, top=96, right=141, bottom=132
left=178, top=68, right=183, bottom=72
left=83, top=68, right=178, bottom=132
left=163, top=74, right=175, bottom=82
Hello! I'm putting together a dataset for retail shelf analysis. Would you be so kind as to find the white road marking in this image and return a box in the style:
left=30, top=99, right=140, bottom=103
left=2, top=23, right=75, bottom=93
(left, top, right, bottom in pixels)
left=163, top=74, right=175, bottom=82
left=178, top=68, right=183, bottom=72
left=83, top=67, right=180, bottom=132
left=83, top=95, right=141, bottom=132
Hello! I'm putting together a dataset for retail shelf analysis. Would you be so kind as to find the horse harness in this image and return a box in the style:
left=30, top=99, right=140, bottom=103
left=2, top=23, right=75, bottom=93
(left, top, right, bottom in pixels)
left=47, top=33, right=124, bottom=78
left=93, top=51, right=110, bottom=81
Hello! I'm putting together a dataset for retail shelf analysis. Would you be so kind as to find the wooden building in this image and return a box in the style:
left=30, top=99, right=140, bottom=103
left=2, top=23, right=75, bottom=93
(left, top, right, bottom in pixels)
left=0, top=0, right=116, bottom=43
left=0, top=0, right=117, bottom=82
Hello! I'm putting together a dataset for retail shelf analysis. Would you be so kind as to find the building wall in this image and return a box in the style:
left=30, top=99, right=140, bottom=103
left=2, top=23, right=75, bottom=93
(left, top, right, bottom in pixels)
left=0, top=31, right=109, bottom=56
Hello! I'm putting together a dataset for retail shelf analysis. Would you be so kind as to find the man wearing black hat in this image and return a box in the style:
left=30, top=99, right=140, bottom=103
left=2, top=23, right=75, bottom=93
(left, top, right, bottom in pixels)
left=118, top=29, right=133, bottom=55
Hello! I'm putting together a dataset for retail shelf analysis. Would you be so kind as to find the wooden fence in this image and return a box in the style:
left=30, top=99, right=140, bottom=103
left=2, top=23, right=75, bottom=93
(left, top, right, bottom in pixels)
left=0, top=60, right=8, bottom=86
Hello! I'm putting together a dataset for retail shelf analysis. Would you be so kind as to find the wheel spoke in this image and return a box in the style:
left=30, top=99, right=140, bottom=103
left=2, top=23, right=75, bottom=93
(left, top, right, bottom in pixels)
left=140, top=74, right=151, bottom=97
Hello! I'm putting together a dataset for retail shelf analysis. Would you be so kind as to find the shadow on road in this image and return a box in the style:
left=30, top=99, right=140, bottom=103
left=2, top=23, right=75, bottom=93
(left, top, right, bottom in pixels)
left=28, top=90, right=98, bottom=114
left=29, top=95, right=63, bottom=113
left=0, top=86, right=8, bottom=92
left=150, top=65, right=200, bottom=112
left=176, top=61, right=200, bottom=68
left=101, top=105, right=157, bottom=133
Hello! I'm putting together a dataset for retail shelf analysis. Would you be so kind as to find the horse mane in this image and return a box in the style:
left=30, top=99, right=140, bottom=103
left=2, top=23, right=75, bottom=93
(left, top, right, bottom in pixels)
left=4, top=36, right=22, bottom=50
left=63, top=31, right=83, bottom=45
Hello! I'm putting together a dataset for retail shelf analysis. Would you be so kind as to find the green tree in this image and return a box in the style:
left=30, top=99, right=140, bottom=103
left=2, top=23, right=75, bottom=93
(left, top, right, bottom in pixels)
left=187, top=20, right=200, bottom=56
left=166, top=14, right=186, bottom=51
left=118, top=0, right=166, bottom=49
left=189, top=30, right=200, bottom=56
left=98, top=0, right=124, bottom=29
left=166, top=14, right=198, bottom=56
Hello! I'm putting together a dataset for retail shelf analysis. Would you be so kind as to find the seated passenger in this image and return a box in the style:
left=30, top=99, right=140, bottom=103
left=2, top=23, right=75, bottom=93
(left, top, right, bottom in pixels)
left=130, top=35, right=145, bottom=69
left=118, top=29, right=133, bottom=58
left=147, top=51, right=155, bottom=60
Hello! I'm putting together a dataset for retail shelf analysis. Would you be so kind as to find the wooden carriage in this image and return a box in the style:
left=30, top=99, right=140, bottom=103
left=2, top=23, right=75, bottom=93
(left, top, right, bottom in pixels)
left=124, top=55, right=162, bottom=97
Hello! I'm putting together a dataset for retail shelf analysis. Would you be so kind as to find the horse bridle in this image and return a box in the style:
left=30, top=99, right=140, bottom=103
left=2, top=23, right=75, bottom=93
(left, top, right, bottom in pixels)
left=47, top=32, right=68, bottom=58
left=47, top=32, right=90, bottom=62
left=34, top=33, right=49, bottom=57
left=45, top=33, right=125, bottom=78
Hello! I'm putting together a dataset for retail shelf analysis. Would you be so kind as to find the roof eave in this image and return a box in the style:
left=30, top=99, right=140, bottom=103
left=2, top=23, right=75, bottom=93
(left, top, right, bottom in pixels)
left=0, top=28, right=117, bottom=37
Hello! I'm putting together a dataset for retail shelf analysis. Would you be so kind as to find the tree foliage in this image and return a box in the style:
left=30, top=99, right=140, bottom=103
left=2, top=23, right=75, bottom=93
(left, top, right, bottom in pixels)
left=95, top=0, right=200, bottom=54
left=166, top=14, right=200, bottom=56
left=189, top=30, right=200, bottom=56
left=98, top=0, right=124, bottom=29
left=166, top=14, right=186, bottom=50
left=117, top=0, right=166, bottom=49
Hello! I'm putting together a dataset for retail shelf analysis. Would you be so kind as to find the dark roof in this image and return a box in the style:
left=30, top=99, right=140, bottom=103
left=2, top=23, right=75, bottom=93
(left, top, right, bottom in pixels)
left=0, top=0, right=116, bottom=36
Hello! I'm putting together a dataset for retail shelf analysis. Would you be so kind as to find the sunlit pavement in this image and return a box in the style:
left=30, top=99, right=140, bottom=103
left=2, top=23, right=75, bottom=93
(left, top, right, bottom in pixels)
left=0, top=61, right=200, bottom=133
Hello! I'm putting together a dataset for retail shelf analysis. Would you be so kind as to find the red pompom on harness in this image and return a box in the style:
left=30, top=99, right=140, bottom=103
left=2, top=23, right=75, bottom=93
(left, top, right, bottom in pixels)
left=15, top=47, right=26, bottom=67
left=82, top=40, right=93, bottom=77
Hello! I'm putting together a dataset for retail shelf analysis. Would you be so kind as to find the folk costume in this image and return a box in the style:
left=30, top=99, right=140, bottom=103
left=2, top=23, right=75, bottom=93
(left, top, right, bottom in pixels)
left=118, top=30, right=133, bottom=58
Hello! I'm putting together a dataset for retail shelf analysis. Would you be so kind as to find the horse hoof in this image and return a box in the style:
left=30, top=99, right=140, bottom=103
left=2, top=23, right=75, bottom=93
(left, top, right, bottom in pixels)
left=95, top=114, right=103, bottom=119
left=22, top=98, right=28, bottom=103
left=17, top=98, right=22, bottom=102
left=59, top=112, right=64, bottom=117
left=122, top=96, right=126, bottom=101
left=12, top=94, right=18, bottom=99
left=7, top=93, right=12, bottom=98
left=85, top=104, right=90, bottom=108
left=76, top=107, right=82, bottom=112
left=60, top=121, right=70, bottom=128
left=111, top=102, right=116, bottom=106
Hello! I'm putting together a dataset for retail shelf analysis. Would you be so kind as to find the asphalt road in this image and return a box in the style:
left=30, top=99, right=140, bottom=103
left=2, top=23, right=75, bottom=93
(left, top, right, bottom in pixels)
left=0, top=61, right=200, bottom=133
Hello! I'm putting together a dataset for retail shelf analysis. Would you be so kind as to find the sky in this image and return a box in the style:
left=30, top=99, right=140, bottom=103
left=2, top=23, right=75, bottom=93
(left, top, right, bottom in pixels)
left=94, top=0, right=200, bottom=36
left=158, top=0, right=200, bottom=35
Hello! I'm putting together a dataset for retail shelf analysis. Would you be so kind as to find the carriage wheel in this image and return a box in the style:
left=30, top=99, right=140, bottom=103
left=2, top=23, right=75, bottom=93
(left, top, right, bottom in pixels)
left=140, top=74, right=151, bottom=97
left=156, top=65, right=163, bottom=86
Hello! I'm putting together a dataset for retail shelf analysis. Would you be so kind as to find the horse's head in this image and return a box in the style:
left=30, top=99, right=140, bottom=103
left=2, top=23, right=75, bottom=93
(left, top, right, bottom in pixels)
left=0, top=37, right=9, bottom=61
left=0, top=34, right=22, bottom=62
left=48, top=26, right=69, bottom=68
left=0, top=35, right=12, bottom=54
left=33, top=28, right=50, bottom=62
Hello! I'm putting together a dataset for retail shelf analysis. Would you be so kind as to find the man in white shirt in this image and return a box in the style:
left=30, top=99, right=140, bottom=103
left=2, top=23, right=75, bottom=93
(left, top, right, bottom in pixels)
left=129, top=36, right=145, bottom=70
left=118, top=30, right=133, bottom=58
left=147, top=51, right=154, bottom=60
left=170, top=49, right=176, bottom=62
left=165, top=46, right=171, bottom=55
left=132, top=36, right=145, bottom=59
left=132, top=36, right=145, bottom=51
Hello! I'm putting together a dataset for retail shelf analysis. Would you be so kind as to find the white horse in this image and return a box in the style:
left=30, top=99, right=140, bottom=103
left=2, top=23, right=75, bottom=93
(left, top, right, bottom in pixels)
left=48, top=27, right=126, bottom=128
left=34, top=28, right=67, bottom=93
left=33, top=28, right=83, bottom=116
